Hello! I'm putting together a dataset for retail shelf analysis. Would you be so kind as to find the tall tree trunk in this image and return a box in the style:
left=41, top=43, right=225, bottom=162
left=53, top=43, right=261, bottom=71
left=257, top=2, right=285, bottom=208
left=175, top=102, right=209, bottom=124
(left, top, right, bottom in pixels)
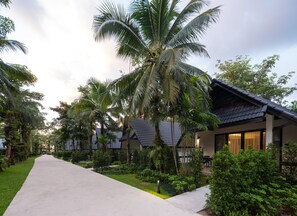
left=170, top=119, right=179, bottom=175
left=88, top=121, right=93, bottom=156
left=126, top=126, right=131, bottom=164
left=154, top=123, right=165, bottom=172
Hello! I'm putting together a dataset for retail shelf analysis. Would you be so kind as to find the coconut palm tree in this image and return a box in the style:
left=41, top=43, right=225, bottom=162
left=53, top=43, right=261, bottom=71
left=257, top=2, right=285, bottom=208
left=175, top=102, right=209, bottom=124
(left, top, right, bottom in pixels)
left=93, top=0, right=220, bottom=171
left=93, top=0, right=219, bottom=109
left=72, top=78, right=117, bottom=152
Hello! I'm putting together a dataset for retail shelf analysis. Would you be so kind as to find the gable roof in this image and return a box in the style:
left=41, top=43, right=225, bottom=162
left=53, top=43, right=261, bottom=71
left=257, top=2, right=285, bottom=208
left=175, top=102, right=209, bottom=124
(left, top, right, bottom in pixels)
left=95, top=128, right=122, bottom=149
left=130, top=119, right=182, bottom=147
left=211, top=79, right=297, bottom=126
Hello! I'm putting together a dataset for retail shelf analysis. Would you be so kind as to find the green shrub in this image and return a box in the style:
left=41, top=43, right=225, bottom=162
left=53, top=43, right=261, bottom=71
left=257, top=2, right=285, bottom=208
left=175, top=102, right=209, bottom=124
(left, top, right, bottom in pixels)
left=208, top=145, right=297, bottom=216
left=282, top=141, right=297, bottom=180
left=78, top=161, right=93, bottom=168
left=132, top=150, right=139, bottom=164
left=71, top=151, right=89, bottom=163
left=100, top=164, right=137, bottom=175
left=117, top=150, right=127, bottom=164
left=62, top=151, right=72, bottom=161
left=134, top=148, right=154, bottom=170
left=111, top=161, right=121, bottom=165
left=93, top=150, right=111, bottom=169
left=188, top=148, right=204, bottom=184
left=136, top=168, right=197, bottom=194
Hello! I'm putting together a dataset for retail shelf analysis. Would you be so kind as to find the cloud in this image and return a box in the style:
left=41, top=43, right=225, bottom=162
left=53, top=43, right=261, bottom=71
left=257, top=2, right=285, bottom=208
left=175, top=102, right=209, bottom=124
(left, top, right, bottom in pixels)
left=201, top=0, right=297, bottom=58
left=1, top=0, right=297, bottom=121
left=8, top=0, right=45, bottom=34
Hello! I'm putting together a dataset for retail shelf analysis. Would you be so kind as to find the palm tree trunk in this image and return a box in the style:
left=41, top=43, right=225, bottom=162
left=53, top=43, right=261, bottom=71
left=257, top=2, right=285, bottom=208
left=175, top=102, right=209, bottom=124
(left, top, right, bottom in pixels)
left=126, top=127, right=131, bottom=164
left=153, top=122, right=165, bottom=172
left=100, top=121, right=106, bottom=152
left=88, top=121, right=93, bottom=156
left=171, top=119, right=179, bottom=175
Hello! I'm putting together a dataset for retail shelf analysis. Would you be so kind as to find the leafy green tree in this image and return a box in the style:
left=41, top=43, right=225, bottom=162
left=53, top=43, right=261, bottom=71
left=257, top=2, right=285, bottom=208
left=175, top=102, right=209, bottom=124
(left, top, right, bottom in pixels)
left=289, top=100, right=297, bottom=113
left=215, top=55, right=297, bottom=104
left=50, top=102, right=72, bottom=151
left=1, top=65, right=44, bottom=164
left=93, top=0, right=220, bottom=172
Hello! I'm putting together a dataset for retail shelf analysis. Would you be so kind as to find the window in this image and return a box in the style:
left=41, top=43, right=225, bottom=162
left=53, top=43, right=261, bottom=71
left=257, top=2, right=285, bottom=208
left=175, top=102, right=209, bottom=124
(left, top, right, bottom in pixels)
left=244, top=131, right=261, bottom=151
left=215, top=134, right=226, bottom=152
left=215, top=130, right=266, bottom=154
left=228, top=133, right=241, bottom=154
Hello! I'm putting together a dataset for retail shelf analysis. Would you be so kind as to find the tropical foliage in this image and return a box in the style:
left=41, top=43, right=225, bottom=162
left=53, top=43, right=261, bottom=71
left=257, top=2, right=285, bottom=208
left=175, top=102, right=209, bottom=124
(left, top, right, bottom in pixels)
left=208, top=146, right=297, bottom=215
left=93, top=0, right=221, bottom=172
left=215, top=55, right=297, bottom=104
left=0, top=0, right=45, bottom=167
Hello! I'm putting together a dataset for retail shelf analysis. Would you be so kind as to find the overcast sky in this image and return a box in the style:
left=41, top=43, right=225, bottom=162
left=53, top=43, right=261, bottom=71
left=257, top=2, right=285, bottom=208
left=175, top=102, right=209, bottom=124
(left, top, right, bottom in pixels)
left=1, top=0, right=297, bottom=122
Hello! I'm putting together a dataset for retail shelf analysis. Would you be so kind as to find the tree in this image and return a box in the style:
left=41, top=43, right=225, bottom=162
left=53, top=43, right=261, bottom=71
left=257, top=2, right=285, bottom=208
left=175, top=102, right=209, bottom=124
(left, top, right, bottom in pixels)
left=1, top=68, right=45, bottom=164
left=93, top=0, right=220, bottom=172
left=215, top=55, right=297, bottom=104
left=71, top=78, right=117, bottom=152
left=290, top=100, right=297, bottom=113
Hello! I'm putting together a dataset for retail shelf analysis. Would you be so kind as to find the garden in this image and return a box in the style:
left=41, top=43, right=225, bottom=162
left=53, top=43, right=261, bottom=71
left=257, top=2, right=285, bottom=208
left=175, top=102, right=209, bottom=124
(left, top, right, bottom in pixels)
left=52, top=147, right=208, bottom=199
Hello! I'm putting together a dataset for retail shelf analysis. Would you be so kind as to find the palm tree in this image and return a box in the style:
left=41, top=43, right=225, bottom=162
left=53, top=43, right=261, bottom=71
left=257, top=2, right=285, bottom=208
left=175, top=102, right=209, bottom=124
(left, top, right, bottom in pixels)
left=0, top=0, right=28, bottom=96
left=72, top=78, right=117, bottom=152
left=93, top=0, right=220, bottom=172
left=2, top=85, right=45, bottom=164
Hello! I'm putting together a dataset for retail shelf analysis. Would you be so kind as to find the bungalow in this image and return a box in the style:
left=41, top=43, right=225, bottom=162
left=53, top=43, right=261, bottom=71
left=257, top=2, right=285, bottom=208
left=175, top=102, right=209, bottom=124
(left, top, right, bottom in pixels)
left=121, top=118, right=195, bottom=162
left=197, top=79, right=297, bottom=163
left=65, top=128, right=122, bottom=151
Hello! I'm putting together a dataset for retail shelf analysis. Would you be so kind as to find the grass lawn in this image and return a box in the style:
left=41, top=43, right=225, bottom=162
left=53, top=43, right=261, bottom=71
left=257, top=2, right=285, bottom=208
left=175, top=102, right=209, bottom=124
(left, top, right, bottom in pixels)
left=105, top=173, right=175, bottom=199
left=0, top=157, right=37, bottom=215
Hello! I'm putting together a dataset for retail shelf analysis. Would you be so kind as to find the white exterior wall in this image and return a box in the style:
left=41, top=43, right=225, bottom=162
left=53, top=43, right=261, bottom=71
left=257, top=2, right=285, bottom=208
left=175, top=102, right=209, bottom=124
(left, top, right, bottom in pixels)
left=197, top=119, right=289, bottom=156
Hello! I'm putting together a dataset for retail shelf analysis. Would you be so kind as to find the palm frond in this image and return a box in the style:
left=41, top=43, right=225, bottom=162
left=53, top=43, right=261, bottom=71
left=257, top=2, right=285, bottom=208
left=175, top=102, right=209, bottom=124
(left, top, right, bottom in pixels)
left=0, top=39, right=27, bottom=54
left=165, top=0, right=207, bottom=43
left=132, top=0, right=156, bottom=44
left=167, top=6, right=220, bottom=47
left=173, top=42, right=209, bottom=58
left=93, top=1, right=150, bottom=59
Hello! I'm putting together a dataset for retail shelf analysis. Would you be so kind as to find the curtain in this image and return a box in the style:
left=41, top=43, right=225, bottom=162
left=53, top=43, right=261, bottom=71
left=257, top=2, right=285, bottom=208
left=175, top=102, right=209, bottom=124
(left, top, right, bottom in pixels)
left=244, top=131, right=261, bottom=150
left=228, top=133, right=241, bottom=154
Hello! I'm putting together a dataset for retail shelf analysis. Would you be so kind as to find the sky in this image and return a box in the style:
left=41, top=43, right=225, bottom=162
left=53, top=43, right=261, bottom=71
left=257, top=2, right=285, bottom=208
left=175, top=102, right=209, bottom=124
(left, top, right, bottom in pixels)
left=1, top=0, right=297, bottom=122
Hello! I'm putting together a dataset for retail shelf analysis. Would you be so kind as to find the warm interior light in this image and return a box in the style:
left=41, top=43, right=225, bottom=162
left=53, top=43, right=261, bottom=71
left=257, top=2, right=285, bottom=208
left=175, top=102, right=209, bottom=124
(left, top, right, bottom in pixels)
left=196, top=137, right=200, bottom=148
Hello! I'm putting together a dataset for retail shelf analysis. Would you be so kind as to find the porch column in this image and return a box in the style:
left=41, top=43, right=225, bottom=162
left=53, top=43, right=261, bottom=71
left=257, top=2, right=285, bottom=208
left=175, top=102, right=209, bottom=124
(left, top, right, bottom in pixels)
left=266, top=114, right=274, bottom=146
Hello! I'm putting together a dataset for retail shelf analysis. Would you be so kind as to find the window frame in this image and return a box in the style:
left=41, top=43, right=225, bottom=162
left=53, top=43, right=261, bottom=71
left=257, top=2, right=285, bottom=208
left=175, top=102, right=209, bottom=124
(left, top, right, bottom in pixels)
left=214, top=129, right=266, bottom=153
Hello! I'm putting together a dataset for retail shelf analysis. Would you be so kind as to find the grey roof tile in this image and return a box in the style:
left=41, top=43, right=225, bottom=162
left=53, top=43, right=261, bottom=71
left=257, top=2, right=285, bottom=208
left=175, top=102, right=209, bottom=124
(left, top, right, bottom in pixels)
left=212, top=79, right=297, bottom=125
left=130, top=119, right=181, bottom=147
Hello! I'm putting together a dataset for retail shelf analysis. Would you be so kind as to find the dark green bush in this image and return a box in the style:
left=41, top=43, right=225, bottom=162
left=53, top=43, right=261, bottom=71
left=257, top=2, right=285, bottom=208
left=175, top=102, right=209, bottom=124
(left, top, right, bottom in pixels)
left=117, top=150, right=127, bottom=164
left=208, top=145, right=297, bottom=216
left=93, top=150, right=111, bottom=169
left=62, top=151, right=72, bottom=161
left=137, top=168, right=197, bottom=194
left=282, top=141, right=297, bottom=181
left=181, top=149, right=203, bottom=185
left=101, top=164, right=137, bottom=175
left=71, top=151, right=89, bottom=163
left=134, top=148, right=154, bottom=170
left=132, top=150, right=139, bottom=164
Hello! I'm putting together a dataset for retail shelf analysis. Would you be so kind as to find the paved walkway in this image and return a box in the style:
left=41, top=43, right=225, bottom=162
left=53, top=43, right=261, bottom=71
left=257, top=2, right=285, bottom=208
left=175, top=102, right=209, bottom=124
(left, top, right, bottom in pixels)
left=4, top=155, right=197, bottom=216
left=166, top=185, right=210, bottom=213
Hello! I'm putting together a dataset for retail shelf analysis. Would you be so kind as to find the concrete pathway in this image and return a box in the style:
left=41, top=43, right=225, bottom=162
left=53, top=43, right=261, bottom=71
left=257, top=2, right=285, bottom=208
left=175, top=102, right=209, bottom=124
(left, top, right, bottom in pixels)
left=166, top=185, right=210, bottom=213
left=4, top=155, right=197, bottom=216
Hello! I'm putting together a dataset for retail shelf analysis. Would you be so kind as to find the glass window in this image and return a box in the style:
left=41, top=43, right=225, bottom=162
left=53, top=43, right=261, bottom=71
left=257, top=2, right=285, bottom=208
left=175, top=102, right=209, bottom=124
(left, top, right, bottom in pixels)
left=228, top=133, right=241, bottom=154
left=244, top=131, right=261, bottom=151
left=215, top=134, right=226, bottom=152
